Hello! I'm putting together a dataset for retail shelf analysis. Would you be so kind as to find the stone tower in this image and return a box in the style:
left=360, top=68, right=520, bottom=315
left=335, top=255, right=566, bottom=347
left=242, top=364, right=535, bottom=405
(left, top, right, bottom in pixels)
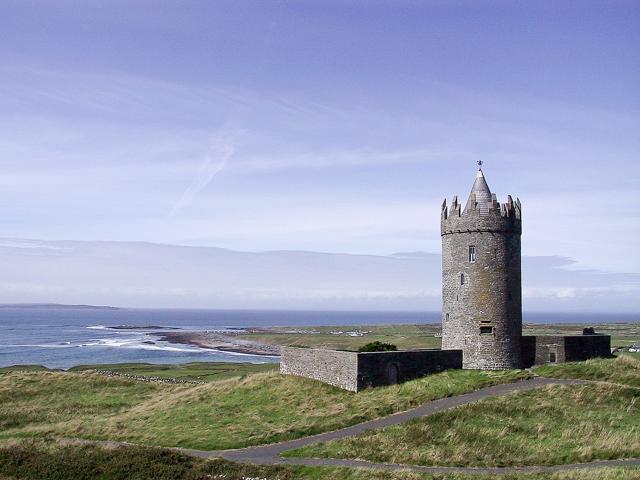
left=440, top=165, right=522, bottom=369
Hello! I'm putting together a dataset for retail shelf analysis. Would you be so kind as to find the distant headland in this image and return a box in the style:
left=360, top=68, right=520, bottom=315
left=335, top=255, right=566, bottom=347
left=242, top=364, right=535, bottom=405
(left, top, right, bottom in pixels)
left=0, top=303, right=121, bottom=310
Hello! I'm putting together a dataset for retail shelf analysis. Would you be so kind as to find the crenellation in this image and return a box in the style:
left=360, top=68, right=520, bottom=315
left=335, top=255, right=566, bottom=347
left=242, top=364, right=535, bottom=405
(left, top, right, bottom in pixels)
left=441, top=198, right=448, bottom=220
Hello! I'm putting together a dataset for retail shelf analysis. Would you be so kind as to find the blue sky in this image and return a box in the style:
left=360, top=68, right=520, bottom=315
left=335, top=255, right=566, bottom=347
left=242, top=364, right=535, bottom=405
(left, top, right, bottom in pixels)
left=0, top=0, right=639, bottom=280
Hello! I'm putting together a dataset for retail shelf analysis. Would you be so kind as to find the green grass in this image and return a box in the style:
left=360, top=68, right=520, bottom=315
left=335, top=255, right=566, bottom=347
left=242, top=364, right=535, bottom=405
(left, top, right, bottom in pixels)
left=286, top=383, right=640, bottom=467
left=0, top=439, right=638, bottom=480
left=235, top=321, right=640, bottom=351
left=69, top=361, right=278, bottom=382
left=0, top=371, right=162, bottom=432
left=625, top=352, right=640, bottom=361
left=534, top=354, right=640, bottom=387
left=0, top=367, right=530, bottom=450
left=0, top=365, right=58, bottom=373
left=237, top=323, right=442, bottom=350
left=0, top=362, right=278, bottom=383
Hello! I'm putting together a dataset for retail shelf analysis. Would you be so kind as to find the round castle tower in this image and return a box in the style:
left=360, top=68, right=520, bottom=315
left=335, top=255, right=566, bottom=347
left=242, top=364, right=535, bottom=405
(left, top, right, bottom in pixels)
left=440, top=165, right=522, bottom=369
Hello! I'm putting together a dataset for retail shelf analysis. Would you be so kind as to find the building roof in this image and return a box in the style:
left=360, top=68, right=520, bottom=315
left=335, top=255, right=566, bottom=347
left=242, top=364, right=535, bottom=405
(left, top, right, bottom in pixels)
left=464, top=168, right=493, bottom=215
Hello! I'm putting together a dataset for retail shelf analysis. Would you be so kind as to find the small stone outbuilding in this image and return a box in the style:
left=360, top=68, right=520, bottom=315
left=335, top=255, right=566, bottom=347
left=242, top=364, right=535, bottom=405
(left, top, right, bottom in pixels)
left=280, top=347, right=462, bottom=392
left=521, top=334, right=611, bottom=367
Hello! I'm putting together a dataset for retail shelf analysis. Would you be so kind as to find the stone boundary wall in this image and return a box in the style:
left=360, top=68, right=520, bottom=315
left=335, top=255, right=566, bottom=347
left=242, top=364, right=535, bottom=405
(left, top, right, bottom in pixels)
left=564, top=335, right=612, bottom=361
left=280, top=347, right=463, bottom=392
left=357, top=349, right=462, bottom=390
left=280, top=347, right=359, bottom=391
left=521, top=335, right=611, bottom=368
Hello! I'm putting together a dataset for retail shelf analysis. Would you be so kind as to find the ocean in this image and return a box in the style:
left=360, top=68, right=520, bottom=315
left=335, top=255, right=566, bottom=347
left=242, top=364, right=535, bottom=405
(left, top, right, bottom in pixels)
left=0, top=307, right=636, bottom=369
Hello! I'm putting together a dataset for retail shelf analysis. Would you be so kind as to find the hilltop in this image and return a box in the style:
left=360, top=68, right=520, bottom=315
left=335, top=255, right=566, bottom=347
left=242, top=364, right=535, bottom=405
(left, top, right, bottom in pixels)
left=1, top=355, right=639, bottom=479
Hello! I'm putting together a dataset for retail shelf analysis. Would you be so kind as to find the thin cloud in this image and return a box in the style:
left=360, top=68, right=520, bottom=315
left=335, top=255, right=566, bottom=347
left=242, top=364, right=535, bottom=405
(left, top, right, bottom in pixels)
left=169, top=130, right=243, bottom=216
left=228, top=147, right=468, bottom=174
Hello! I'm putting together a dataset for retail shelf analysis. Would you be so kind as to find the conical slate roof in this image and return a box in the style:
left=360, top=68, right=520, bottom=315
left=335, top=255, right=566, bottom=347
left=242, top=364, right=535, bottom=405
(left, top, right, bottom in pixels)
left=464, top=168, right=492, bottom=215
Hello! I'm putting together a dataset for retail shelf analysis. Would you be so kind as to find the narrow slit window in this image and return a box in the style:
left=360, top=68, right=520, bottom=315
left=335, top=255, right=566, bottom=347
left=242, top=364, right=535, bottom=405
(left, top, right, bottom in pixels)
left=460, top=273, right=466, bottom=285
left=445, top=313, right=449, bottom=322
left=480, top=326, right=493, bottom=335
left=469, top=246, right=476, bottom=263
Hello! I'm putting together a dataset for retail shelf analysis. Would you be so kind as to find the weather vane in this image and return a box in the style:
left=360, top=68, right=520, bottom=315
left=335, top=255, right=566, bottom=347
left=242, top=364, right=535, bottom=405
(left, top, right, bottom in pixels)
left=477, top=160, right=483, bottom=169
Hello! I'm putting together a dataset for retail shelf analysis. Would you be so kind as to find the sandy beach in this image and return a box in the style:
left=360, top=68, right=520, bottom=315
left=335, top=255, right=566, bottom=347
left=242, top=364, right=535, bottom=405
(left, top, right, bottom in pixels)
left=156, top=331, right=281, bottom=357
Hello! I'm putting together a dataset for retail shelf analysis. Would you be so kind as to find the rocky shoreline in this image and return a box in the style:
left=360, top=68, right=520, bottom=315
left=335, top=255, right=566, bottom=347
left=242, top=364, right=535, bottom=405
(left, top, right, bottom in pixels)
left=156, top=331, right=281, bottom=357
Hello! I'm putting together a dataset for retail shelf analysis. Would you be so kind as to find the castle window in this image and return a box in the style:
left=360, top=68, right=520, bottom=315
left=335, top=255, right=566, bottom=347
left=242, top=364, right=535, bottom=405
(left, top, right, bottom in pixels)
left=460, top=273, right=466, bottom=285
left=445, top=313, right=449, bottom=322
left=480, top=326, right=493, bottom=335
left=549, top=349, right=557, bottom=363
left=469, top=246, right=476, bottom=262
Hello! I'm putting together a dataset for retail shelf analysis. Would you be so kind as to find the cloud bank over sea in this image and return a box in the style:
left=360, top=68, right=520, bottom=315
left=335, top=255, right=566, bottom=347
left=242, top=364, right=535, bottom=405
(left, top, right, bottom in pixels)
left=0, top=239, right=637, bottom=312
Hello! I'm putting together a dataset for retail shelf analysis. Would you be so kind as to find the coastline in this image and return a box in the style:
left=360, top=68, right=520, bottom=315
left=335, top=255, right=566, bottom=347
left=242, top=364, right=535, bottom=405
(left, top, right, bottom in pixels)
left=156, top=331, right=281, bottom=357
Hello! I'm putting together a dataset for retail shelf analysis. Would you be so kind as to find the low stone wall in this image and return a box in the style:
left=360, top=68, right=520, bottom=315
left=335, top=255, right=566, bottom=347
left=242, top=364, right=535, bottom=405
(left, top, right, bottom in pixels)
left=521, top=335, right=611, bottom=368
left=280, top=347, right=359, bottom=391
left=280, top=347, right=463, bottom=392
left=564, top=335, right=612, bottom=361
left=357, top=349, right=462, bottom=390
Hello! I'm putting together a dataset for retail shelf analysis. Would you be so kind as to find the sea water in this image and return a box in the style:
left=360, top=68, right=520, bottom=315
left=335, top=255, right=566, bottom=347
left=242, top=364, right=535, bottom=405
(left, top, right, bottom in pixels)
left=0, top=307, right=636, bottom=369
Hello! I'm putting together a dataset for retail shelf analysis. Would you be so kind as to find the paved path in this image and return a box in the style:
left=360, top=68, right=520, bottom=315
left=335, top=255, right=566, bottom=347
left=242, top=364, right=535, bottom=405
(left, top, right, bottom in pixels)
left=176, top=377, right=640, bottom=474
left=274, top=457, right=640, bottom=475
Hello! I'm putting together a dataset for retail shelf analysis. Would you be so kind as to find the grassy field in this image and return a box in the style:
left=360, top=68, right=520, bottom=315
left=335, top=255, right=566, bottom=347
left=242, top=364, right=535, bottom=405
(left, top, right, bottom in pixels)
left=237, top=323, right=442, bottom=350
left=71, top=361, right=278, bottom=382
left=235, top=322, right=639, bottom=351
left=0, top=362, right=278, bottom=383
left=534, top=354, right=640, bottom=387
left=0, top=367, right=529, bottom=450
left=0, top=365, right=54, bottom=373
left=1, top=356, right=639, bottom=478
left=0, top=439, right=638, bottom=480
left=286, top=381, right=640, bottom=467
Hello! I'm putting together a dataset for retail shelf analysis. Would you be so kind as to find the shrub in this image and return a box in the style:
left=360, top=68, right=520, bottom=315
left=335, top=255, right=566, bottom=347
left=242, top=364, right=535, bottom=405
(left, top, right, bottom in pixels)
left=358, top=341, right=398, bottom=352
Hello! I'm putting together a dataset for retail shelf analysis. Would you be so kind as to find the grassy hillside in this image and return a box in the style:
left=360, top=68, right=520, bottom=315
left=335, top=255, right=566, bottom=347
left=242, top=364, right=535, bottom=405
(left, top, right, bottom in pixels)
left=534, top=354, right=640, bottom=387
left=287, top=381, right=640, bottom=467
left=1, top=356, right=639, bottom=478
left=0, top=439, right=638, bottom=480
left=0, top=367, right=529, bottom=450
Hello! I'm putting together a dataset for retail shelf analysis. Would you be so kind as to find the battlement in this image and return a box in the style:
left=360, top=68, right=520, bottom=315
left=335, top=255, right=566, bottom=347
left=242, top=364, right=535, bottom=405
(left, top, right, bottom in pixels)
left=441, top=194, right=521, bottom=236
left=441, top=193, right=521, bottom=220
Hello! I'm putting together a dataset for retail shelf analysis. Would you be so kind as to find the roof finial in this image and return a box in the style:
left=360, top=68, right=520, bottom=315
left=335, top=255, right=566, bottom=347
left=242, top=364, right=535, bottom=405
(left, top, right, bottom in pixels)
left=477, top=160, right=483, bottom=170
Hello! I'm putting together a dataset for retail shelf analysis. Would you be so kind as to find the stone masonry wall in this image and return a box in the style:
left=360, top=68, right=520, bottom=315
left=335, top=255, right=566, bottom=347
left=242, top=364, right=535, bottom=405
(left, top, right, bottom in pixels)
left=280, top=347, right=462, bottom=392
left=521, top=335, right=566, bottom=367
left=521, top=335, right=611, bottom=367
left=280, top=347, right=359, bottom=391
left=356, top=349, right=462, bottom=390
left=564, top=335, right=611, bottom=361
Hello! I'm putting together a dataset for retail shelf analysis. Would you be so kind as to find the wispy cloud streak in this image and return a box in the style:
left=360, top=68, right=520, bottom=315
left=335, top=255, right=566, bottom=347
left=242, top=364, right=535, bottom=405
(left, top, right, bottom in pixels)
left=169, top=130, right=243, bottom=216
